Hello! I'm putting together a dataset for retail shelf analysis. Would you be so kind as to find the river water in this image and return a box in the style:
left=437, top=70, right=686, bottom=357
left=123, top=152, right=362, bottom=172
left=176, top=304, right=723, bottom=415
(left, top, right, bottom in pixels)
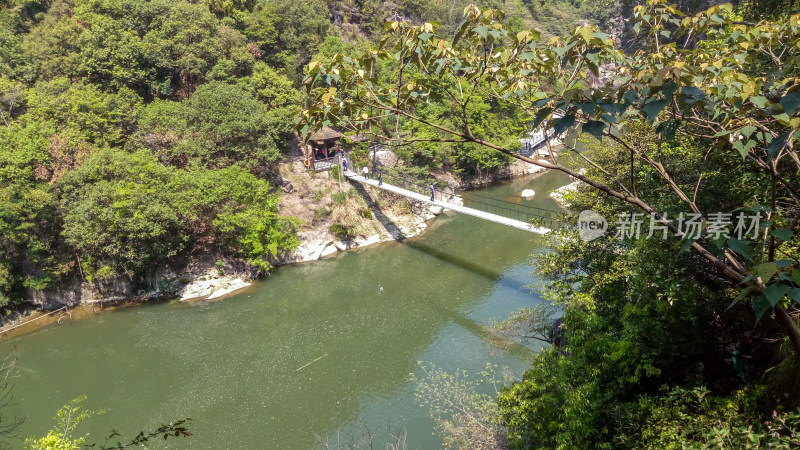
left=1, top=169, right=570, bottom=449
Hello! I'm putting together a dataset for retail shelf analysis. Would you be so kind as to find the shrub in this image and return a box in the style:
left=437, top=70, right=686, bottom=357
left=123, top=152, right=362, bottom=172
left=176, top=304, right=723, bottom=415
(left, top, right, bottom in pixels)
left=329, top=222, right=354, bottom=239
left=59, top=149, right=188, bottom=277
left=359, top=207, right=373, bottom=219
left=313, top=206, right=331, bottom=223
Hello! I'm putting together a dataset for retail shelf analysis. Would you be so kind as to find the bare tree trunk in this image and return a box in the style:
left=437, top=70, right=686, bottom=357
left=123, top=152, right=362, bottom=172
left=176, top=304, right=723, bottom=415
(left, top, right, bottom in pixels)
left=774, top=306, right=800, bottom=357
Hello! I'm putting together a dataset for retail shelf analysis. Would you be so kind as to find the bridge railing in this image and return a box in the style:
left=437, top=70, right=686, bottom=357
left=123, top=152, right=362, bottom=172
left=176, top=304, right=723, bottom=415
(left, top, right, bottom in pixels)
left=376, top=172, right=448, bottom=196
left=460, top=191, right=559, bottom=229
left=370, top=171, right=559, bottom=228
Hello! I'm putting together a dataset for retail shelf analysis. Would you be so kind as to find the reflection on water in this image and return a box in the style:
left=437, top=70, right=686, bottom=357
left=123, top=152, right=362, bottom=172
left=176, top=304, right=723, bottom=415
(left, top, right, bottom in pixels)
left=0, top=169, right=571, bottom=449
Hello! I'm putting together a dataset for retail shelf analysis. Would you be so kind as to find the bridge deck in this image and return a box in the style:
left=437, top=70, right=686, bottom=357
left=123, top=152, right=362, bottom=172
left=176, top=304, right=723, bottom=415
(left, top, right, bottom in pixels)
left=345, top=172, right=550, bottom=234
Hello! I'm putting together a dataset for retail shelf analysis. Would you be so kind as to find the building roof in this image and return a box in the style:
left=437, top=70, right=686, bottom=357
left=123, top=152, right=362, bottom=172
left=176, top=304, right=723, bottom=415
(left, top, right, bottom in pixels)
left=309, top=126, right=343, bottom=141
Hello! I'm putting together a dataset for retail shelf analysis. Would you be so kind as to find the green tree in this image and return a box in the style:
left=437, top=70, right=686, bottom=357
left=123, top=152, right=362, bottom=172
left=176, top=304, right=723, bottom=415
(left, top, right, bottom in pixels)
left=267, top=0, right=331, bottom=78
left=0, top=75, right=25, bottom=127
left=73, top=7, right=150, bottom=91
left=21, top=1, right=83, bottom=81
left=131, top=81, right=283, bottom=170
left=169, top=167, right=300, bottom=271
left=25, top=395, right=191, bottom=450
left=0, top=120, right=64, bottom=300
left=25, top=78, right=142, bottom=147
left=141, top=0, right=224, bottom=96
left=58, top=149, right=188, bottom=279
left=251, top=62, right=301, bottom=136
left=0, top=14, right=27, bottom=79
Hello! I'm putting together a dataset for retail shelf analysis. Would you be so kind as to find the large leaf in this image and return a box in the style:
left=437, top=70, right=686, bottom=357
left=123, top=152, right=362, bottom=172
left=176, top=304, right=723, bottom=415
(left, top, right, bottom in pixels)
left=661, top=81, right=678, bottom=99
left=764, top=283, right=791, bottom=307
left=732, top=139, right=756, bottom=159
left=532, top=108, right=553, bottom=129
left=553, top=114, right=576, bottom=135
left=580, top=102, right=597, bottom=115
left=780, top=91, right=800, bottom=116
left=642, top=98, right=669, bottom=123
left=766, top=131, right=791, bottom=161
left=770, top=228, right=793, bottom=241
left=753, top=295, right=772, bottom=323
left=453, top=20, right=471, bottom=45
left=582, top=120, right=605, bottom=142
left=726, top=286, right=752, bottom=311
left=473, top=25, right=490, bottom=39
left=789, top=288, right=800, bottom=304
left=622, top=90, right=640, bottom=105
left=727, top=238, right=752, bottom=261
left=655, top=119, right=680, bottom=141
left=757, top=262, right=779, bottom=282
left=750, top=96, right=768, bottom=108
left=679, top=86, right=706, bottom=104
left=739, top=126, right=757, bottom=138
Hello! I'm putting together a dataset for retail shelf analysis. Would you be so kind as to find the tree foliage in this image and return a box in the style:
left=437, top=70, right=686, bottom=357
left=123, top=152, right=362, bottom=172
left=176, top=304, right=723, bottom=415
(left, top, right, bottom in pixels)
left=0, top=0, right=329, bottom=310
left=131, top=81, right=284, bottom=170
left=58, top=149, right=187, bottom=279
left=301, top=0, right=800, bottom=353
left=58, top=149, right=299, bottom=280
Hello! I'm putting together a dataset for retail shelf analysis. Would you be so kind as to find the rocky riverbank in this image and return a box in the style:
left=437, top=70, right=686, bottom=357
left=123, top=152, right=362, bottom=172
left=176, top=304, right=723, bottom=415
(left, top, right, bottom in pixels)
left=274, top=159, right=448, bottom=263
left=1, top=151, right=551, bottom=336
left=2, top=157, right=444, bottom=325
left=549, top=179, right=582, bottom=208
left=459, top=158, right=552, bottom=189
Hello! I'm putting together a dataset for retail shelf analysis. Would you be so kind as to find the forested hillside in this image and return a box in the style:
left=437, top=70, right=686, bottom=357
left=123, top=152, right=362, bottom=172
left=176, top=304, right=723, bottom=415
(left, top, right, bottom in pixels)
left=0, top=0, right=604, bottom=314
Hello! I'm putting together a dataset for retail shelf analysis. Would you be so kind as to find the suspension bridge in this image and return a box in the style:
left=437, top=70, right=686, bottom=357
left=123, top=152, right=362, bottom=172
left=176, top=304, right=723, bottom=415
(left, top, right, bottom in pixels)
left=344, top=171, right=558, bottom=234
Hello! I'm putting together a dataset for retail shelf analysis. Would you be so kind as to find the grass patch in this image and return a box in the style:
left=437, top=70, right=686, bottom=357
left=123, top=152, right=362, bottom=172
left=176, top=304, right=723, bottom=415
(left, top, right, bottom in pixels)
left=359, top=207, right=373, bottom=219
left=312, top=206, right=331, bottom=224
left=331, top=191, right=348, bottom=204
left=329, top=222, right=355, bottom=239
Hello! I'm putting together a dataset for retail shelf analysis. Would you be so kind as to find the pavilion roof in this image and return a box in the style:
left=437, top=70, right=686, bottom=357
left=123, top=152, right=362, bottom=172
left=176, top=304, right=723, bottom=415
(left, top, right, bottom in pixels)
left=309, top=126, right=343, bottom=141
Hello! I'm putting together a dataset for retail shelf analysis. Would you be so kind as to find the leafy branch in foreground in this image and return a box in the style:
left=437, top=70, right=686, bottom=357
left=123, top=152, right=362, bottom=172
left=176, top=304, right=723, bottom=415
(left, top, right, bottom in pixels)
left=300, top=0, right=800, bottom=355
left=24, top=396, right=191, bottom=450
left=89, top=418, right=192, bottom=450
left=0, top=355, right=23, bottom=444
left=487, top=303, right=559, bottom=346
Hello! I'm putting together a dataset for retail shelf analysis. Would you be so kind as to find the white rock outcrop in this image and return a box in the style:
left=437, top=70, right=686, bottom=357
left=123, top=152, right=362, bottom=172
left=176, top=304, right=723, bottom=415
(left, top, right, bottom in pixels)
left=550, top=180, right=583, bottom=208
left=284, top=230, right=335, bottom=263
left=374, top=150, right=398, bottom=167
left=521, top=189, right=536, bottom=198
left=518, top=160, right=550, bottom=175
left=179, top=275, right=251, bottom=301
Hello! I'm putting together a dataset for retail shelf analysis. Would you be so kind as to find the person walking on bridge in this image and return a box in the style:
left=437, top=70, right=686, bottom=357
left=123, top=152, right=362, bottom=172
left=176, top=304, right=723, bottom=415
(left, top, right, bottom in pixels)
left=429, top=184, right=435, bottom=201
left=342, top=157, right=348, bottom=173
left=362, top=165, right=369, bottom=179
left=378, top=171, right=383, bottom=186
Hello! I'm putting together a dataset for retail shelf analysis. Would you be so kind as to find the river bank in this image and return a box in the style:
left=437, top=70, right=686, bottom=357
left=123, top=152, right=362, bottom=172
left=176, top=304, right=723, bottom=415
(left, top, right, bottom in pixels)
left=0, top=154, right=561, bottom=338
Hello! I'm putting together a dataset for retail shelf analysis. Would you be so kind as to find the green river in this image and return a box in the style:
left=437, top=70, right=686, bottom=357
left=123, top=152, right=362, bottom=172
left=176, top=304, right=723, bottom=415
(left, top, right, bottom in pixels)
left=1, top=169, right=571, bottom=449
